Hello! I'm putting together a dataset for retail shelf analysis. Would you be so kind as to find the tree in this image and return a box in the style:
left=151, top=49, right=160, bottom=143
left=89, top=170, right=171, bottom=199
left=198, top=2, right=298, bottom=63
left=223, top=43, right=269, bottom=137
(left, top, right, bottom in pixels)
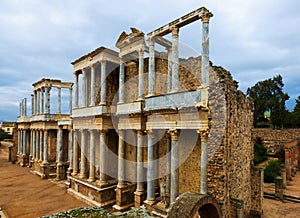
left=246, top=75, right=290, bottom=128
left=264, top=160, right=281, bottom=183
left=0, top=129, right=12, bottom=141
left=284, top=95, right=300, bottom=127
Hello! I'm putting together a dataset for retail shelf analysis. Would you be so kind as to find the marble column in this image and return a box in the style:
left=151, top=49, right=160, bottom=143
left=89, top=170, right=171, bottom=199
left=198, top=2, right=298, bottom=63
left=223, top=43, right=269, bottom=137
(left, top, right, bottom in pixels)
left=138, top=49, right=144, bottom=100
left=32, top=130, right=36, bottom=160
left=200, top=11, right=213, bottom=87
left=30, top=130, right=33, bottom=158
left=57, top=87, right=61, bottom=114
left=90, top=65, right=96, bottom=107
left=39, top=130, right=43, bottom=162
left=56, top=126, right=63, bottom=180
left=36, top=91, right=40, bottom=114
left=42, top=130, right=48, bottom=164
left=35, top=130, right=40, bottom=161
left=100, top=61, right=107, bottom=105
left=167, top=47, right=173, bottom=93
left=40, top=90, right=44, bottom=114
left=69, top=87, right=73, bottom=114
left=34, top=91, right=38, bottom=115
left=68, top=130, right=73, bottom=172
left=119, top=58, right=125, bottom=104
left=171, top=27, right=179, bottom=92
left=199, top=130, right=209, bottom=195
left=146, top=130, right=155, bottom=203
left=82, top=69, right=87, bottom=107
left=88, top=130, right=96, bottom=182
left=22, top=130, right=27, bottom=155
left=31, top=94, right=34, bottom=115
left=72, top=130, right=79, bottom=176
left=99, top=130, right=107, bottom=185
left=136, top=130, right=144, bottom=191
left=17, top=130, right=21, bottom=153
left=166, top=135, right=171, bottom=196
left=45, top=86, right=50, bottom=114
left=117, top=130, right=125, bottom=188
left=169, top=129, right=179, bottom=204
left=148, top=38, right=155, bottom=96
left=79, top=129, right=87, bottom=179
left=74, top=73, right=79, bottom=109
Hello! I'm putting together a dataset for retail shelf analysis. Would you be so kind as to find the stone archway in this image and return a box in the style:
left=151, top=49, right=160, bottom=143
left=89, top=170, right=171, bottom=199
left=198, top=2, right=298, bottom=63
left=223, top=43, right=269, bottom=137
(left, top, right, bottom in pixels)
left=168, top=192, right=221, bottom=218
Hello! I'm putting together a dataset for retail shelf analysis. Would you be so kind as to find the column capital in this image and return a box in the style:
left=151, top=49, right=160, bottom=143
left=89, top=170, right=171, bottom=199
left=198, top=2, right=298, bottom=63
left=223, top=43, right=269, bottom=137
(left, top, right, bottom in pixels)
left=197, top=129, right=209, bottom=140
left=99, top=129, right=108, bottom=135
left=171, top=26, right=179, bottom=36
left=168, top=129, right=180, bottom=141
left=146, top=129, right=156, bottom=139
left=138, top=48, right=145, bottom=56
left=200, top=11, right=213, bottom=23
left=136, top=129, right=144, bottom=136
left=100, top=59, right=107, bottom=65
left=148, top=37, right=155, bottom=45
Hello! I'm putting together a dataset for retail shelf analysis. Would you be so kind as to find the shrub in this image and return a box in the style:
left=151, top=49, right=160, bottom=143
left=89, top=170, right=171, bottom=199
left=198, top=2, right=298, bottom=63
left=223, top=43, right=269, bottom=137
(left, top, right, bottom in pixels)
left=264, top=160, right=281, bottom=183
left=254, top=140, right=268, bottom=165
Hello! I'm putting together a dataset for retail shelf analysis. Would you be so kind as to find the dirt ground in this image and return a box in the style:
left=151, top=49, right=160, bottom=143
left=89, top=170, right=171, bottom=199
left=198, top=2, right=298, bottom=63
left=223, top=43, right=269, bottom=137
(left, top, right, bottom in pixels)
left=0, top=141, right=87, bottom=218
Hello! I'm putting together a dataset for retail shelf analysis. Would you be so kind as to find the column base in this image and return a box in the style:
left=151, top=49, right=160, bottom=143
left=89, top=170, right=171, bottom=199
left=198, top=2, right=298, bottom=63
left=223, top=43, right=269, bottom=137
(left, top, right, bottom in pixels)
left=56, top=163, right=65, bottom=180
left=134, top=190, right=146, bottom=208
left=88, top=177, right=96, bottom=183
left=114, top=183, right=136, bottom=211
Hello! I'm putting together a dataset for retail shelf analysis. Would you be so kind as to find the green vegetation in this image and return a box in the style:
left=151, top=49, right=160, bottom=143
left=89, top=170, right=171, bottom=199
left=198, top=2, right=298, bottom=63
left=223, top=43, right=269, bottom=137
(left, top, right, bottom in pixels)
left=247, top=75, right=290, bottom=128
left=284, top=95, right=300, bottom=128
left=253, top=138, right=268, bottom=165
left=0, top=129, right=12, bottom=141
left=42, top=207, right=153, bottom=218
left=264, top=160, right=281, bottom=183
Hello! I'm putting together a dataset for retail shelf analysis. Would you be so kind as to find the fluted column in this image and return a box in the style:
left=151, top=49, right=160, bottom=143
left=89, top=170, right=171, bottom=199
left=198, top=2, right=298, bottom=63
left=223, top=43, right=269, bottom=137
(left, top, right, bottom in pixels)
left=148, top=38, right=155, bottom=96
left=88, top=130, right=96, bottom=182
left=74, top=73, right=79, bottom=109
left=82, top=69, right=87, bottom=107
left=199, top=130, right=209, bottom=194
left=169, top=129, right=179, bottom=204
left=39, top=130, right=43, bottom=162
left=69, top=87, right=73, bottom=114
left=100, top=61, right=107, bottom=105
left=72, top=130, right=79, bottom=176
left=45, top=86, right=50, bottom=114
left=90, top=65, right=96, bottom=107
left=99, top=130, right=108, bottom=185
left=57, top=87, right=61, bottom=114
left=79, top=129, right=87, bottom=179
left=138, top=49, right=144, bottom=100
left=119, top=58, right=125, bottom=103
left=171, top=27, right=179, bottom=92
left=200, top=11, right=213, bottom=87
left=117, top=130, right=125, bottom=188
left=146, top=130, right=155, bottom=203
left=42, top=130, right=48, bottom=164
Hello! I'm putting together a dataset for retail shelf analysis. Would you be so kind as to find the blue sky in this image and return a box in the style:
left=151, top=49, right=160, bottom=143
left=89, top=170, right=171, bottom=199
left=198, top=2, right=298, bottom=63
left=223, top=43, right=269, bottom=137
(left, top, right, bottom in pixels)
left=0, top=0, right=299, bottom=121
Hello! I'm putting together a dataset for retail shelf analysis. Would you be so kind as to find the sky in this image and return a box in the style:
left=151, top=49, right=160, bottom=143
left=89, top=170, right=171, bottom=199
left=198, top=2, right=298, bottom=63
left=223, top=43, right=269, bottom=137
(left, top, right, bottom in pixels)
left=0, top=0, right=299, bottom=121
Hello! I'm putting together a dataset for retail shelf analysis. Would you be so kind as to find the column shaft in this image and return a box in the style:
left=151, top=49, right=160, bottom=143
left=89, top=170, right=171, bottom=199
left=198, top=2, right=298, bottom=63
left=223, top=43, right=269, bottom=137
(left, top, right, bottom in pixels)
left=34, top=91, right=37, bottom=115
left=69, top=88, right=73, bottom=114
left=119, top=60, right=125, bottom=103
left=57, top=127, right=63, bottom=163
left=99, top=130, right=107, bottom=183
left=90, top=65, right=96, bottom=106
left=45, top=87, right=50, bottom=114
left=117, top=130, right=125, bottom=187
left=39, top=130, right=43, bottom=161
left=35, top=130, right=40, bottom=160
left=22, top=130, right=26, bottom=154
left=136, top=130, right=144, bottom=191
left=82, top=70, right=87, bottom=107
left=32, top=130, right=36, bottom=159
left=147, top=130, right=155, bottom=202
left=88, top=130, right=96, bottom=182
left=200, top=131, right=208, bottom=194
left=79, top=130, right=87, bottom=178
left=148, top=38, right=155, bottom=96
left=167, top=48, right=173, bottom=93
left=43, top=130, right=48, bottom=164
left=17, top=130, right=21, bottom=153
left=30, top=130, right=33, bottom=157
left=74, top=73, right=79, bottom=108
left=170, top=130, right=179, bottom=204
left=57, top=87, right=61, bottom=114
left=171, top=27, right=179, bottom=92
left=138, top=49, right=144, bottom=100
left=100, top=61, right=107, bottom=105
left=40, top=91, right=44, bottom=114
left=201, top=19, right=210, bottom=86
left=72, top=130, right=79, bottom=176
left=68, top=130, right=73, bottom=170
left=31, top=95, right=34, bottom=115
left=166, top=136, right=171, bottom=195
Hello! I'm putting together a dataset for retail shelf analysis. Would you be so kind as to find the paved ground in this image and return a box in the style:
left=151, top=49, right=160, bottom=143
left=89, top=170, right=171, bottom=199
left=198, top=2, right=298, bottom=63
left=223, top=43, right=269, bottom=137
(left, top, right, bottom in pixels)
left=0, top=141, right=87, bottom=218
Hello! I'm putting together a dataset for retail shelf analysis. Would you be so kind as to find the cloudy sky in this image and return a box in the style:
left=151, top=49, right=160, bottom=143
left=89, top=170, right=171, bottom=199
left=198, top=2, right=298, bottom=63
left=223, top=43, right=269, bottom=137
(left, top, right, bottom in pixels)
left=0, top=0, right=299, bottom=121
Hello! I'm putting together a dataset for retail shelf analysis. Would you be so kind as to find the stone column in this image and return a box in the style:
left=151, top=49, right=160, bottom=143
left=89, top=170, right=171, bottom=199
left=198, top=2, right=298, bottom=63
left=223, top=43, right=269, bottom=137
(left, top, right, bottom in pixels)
left=138, top=49, right=144, bottom=100
left=34, top=91, right=38, bottom=115
left=166, top=135, right=171, bottom=196
left=82, top=69, right=87, bottom=107
left=69, top=87, right=73, bottom=114
left=167, top=47, right=173, bottom=93
left=74, top=73, right=79, bottom=109
left=30, top=130, right=33, bottom=158
left=146, top=130, right=155, bottom=204
left=22, top=130, right=27, bottom=155
left=68, top=130, right=73, bottom=173
left=90, top=65, right=96, bottom=107
left=148, top=38, right=155, bottom=96
left=56, top=126, right=63, bottom=180
left=169, top=129, right=179, bottom=204
left=99, top=130, right=108, bottom=185
left=31, top=94, right=34, bottom=115
left=35, top=130, right=40, bottom=161
left=79, top=129, right=87, bottom=179
left=119, top=58, right=125, bottom=103
left=72, top=130, right=79, bottom=176
left=32, top=130, right=36, bottom=160
left=117, top=130, right=126, bottom=188
left=100, top=60, right=107, bottom=105
left=171, top=27, right=179, bottom=92
left=24, top=98, right=27, bottom=116
left=36, top=90, right=40, bottom=114
left=39, top=130, right=43, bottom=162
left=57, top=87, right=61, bottom=114
left=17, top=130, right=21, bottom=153
left=42, top=130, right=48, bottom=165
left=40, top=90, right=44, bottom=114
left=199, top=130, right=209, bottom=194
left=45, top=86, right=50, bottom=114
left=88, top=129, right=96, bottom=182
left=200, top=11, right=213, bottom=87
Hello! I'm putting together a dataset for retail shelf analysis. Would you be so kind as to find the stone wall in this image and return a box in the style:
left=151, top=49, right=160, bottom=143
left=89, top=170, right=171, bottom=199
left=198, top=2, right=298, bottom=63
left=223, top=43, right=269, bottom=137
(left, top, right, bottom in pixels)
left=253, top=128, right=300, bottom=142
left=284, top=138, right=300, bottom=181
left=250, top=167, right=264, bottom=216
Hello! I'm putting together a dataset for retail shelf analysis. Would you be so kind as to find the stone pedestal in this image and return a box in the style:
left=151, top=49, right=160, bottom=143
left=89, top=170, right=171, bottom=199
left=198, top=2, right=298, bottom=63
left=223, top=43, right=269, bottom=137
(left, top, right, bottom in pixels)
left=134, top=190, right=146, bottom=208
left=275, top=176, right=284, bottom=201
left=41, top=163, right=49, bottom=179
left=20, top=154, right=29, bottom=167
left=113, top=184, right=135, bottom=211
left=56, top=163, right=64, bottom=180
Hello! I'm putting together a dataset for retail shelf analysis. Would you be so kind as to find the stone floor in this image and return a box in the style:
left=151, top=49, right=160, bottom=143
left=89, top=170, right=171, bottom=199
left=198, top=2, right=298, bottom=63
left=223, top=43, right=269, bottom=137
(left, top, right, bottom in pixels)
left=0, top=141, right=88, bottom=218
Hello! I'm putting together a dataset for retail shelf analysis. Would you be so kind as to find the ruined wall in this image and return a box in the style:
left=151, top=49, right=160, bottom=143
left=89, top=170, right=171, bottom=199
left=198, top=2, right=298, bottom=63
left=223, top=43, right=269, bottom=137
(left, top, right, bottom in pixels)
left=250, top=167, right=264, bottom=216
left=284, top=138, right=300, bottom=181
left=253, top=128, right=300, bottom=142
left=208, top=65, right=254, bottom=218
